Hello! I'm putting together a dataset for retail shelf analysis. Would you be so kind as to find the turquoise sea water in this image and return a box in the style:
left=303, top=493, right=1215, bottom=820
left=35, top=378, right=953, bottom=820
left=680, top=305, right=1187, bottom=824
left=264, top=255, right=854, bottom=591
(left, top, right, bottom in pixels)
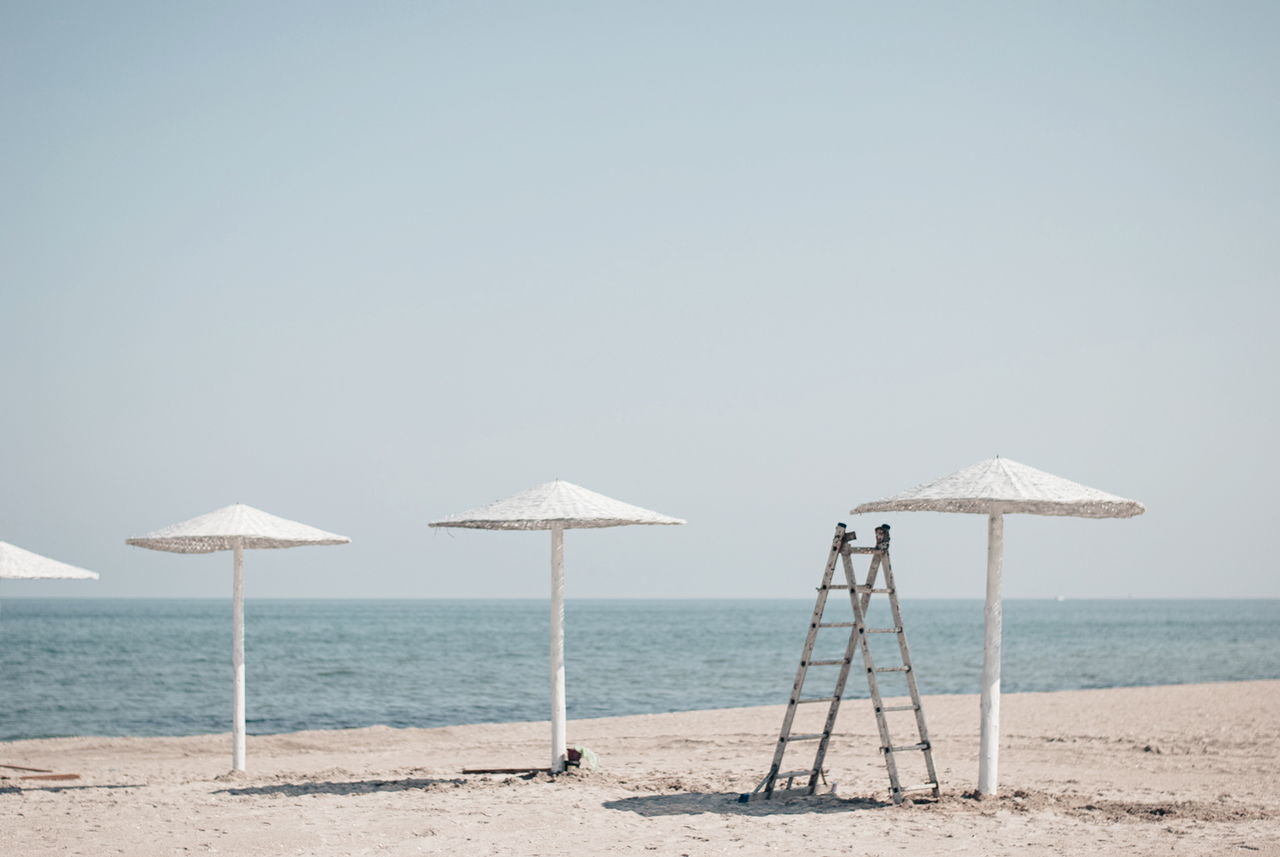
left=2, top=598, right=1277, bottom=742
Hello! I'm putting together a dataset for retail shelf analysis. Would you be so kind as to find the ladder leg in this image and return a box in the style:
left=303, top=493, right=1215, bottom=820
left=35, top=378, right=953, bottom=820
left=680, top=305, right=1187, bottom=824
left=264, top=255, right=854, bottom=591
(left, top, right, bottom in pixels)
left=882, top=554, right=941, bottom=798
left=849, top=552, right=907, bottom=803
left=806, top=544, right=864, bottom=794
left=756, top=524, right=847, bottom=798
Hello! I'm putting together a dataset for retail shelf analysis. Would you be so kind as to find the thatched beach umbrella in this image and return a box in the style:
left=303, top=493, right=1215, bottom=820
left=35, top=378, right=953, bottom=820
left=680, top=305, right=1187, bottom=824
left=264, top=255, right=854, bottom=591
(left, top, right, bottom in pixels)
left=430, top=480, right=685, bottom=772
left=852, top=457, right=1144, bottom=796
left=0, top=541, right=100, bottom=582
left=0, top=540, right=99, bottom=610
left=127, top=504, right=349, bottom=772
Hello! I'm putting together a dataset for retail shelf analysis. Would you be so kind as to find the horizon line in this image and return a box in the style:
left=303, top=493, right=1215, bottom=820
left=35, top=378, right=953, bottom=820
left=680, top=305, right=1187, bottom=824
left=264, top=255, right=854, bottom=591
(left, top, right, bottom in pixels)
left=2, top=595, right=1277, bottom=602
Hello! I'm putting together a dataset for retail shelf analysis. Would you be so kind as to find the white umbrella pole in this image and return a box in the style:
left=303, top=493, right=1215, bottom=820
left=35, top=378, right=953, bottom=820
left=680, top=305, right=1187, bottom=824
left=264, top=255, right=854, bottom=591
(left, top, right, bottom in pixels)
left=549, top=524, right=567, bottom=773
left=231, top=538, right=247, bottom=773
left=978, top=510, right=1004, bottom=795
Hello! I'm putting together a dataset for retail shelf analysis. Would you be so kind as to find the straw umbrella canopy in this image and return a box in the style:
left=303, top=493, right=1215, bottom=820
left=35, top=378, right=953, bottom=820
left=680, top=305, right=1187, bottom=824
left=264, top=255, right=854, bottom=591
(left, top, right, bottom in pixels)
left=851, top=457, right=1144, bottom=796
left=430, top=480, right=685, bottom=772
left=0, top=541, right=99, bottom=615
left=0, top=541, right=100, bottom=581
left=126, top=504, right=349, bottom=772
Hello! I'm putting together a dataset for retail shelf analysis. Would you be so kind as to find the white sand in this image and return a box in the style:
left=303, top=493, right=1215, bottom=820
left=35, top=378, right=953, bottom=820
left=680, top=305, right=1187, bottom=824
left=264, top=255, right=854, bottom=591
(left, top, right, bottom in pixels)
left=4, top=680, right=1277, bottom=856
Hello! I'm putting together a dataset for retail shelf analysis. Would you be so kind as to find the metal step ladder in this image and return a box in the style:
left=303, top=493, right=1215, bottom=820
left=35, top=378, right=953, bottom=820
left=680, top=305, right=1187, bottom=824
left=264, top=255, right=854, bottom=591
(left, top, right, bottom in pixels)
left=744, top=522, right=940, bottom=805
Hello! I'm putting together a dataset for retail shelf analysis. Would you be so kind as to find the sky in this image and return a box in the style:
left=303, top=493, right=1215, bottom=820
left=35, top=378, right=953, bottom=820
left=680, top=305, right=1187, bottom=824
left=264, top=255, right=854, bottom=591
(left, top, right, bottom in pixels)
left=2, top=1, right=1277, bottom=600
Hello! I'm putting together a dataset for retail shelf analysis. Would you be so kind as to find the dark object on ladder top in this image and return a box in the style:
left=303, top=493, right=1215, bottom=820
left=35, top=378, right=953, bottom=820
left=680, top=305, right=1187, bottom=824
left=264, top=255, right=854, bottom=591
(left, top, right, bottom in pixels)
left=875, top=524, right=891, bottom=551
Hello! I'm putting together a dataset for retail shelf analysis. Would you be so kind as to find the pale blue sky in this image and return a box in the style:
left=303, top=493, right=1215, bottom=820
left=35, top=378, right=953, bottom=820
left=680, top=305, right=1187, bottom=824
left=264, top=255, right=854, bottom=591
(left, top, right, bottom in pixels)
left=3, top=1, right=1277, bottom=599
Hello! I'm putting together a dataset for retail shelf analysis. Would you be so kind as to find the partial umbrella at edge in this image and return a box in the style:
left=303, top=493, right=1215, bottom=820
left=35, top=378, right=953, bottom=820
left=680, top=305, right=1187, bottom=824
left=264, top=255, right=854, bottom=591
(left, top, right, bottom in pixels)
left=127, top=504, right=349, bottom=773
left=430, top=480, right=685, bottom=772
left=851, top=457, right=1144, bottom=796
left=0, top=542, right=100, bottom=580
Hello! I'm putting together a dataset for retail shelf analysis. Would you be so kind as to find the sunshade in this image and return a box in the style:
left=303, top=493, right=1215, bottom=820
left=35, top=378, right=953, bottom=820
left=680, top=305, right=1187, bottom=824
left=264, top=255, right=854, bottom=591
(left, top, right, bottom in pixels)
left=852, top=457, right=1144, bottom=795
left=126, top=504, right=350, bottom=552
left=431, top=480, right=684, bottom=771
left=127, top=504, right=349, bottom=772
left=0, top=541, right=100, bottom=580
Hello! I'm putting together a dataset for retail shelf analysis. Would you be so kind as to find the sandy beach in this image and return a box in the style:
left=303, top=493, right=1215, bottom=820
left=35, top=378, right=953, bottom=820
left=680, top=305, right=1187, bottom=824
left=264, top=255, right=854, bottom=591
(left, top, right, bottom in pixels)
left=4, top=680, right=1277, bottom=856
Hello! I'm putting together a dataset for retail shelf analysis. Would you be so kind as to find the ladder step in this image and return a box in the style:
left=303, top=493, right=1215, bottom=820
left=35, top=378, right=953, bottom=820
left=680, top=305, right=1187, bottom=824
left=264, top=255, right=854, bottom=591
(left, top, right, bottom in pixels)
left=781, top=733, right=825, bottom=742
left=893, top=782, right=939, bottom=794
left=760, top=785, right=814, bottom=797
left=854, top=587, right=893, bottom=594
left=819, top=584, right=850, bottom=590
left=876, top=704, right=919, bottom=713
left=794, top=697, right=837, bottom=704
left=883, top=742, right=930, bottom=753
left=816, top=622, right=856, bottom=628
left=872, top=666, right=911, bottom=673
left=776, top=770, right=817, bottom=780
left=805, top=659, right=849, bottom=666
left=864, top=627, right=902, bottom=634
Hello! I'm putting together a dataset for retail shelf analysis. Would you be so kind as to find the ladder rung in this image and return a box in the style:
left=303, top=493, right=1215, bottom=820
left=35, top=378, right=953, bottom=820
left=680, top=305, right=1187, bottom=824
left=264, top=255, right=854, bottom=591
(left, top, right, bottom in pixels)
left=883, top=742, right=930, bottom=753
left=804, top=659, right=849, bottom=666
left=864, top=627, right=902, bottom=634
left=816, top=622, right=856, bottom=628
left=781, top=733, right=825, bottom=742
left=876, top=704, right=919, bottom=713
left=819, top=584, right=850, bottom=590
left=794, top=697, right=836, bottom=704
left=854, top=587, right=893, bottom=594
left=893, top=782, right=939, bottom=793
left=776, top=770, right=817, bottom=780
left=872, top=666, right=911, bottom=673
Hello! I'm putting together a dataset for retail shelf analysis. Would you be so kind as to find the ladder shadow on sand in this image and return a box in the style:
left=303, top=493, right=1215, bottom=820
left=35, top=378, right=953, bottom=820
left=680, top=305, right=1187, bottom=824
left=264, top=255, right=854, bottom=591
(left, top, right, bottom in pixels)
left=214, top=777, right=465, bottom=797
left=603, top=791, right=893, bottom=817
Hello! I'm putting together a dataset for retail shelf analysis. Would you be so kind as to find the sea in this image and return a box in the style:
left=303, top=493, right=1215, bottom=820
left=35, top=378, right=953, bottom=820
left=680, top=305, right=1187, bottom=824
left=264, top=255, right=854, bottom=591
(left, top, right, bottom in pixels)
left=2, top=598, right=1278, bottom=742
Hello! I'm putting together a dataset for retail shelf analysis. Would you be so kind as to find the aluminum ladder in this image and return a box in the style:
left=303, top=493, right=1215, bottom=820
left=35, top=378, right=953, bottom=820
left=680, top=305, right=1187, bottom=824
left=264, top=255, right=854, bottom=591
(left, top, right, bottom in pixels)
left=744, top=522, right=940, bottom=805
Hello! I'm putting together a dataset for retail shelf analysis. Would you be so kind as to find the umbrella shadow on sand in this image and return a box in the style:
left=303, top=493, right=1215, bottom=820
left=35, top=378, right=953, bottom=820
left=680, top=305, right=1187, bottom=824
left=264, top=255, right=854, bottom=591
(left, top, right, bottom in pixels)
left=1, top=783, right=145, bottom=795
left=214, top=777, right=466, bottom=797
left=603, top=791, right=893, bottom=817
